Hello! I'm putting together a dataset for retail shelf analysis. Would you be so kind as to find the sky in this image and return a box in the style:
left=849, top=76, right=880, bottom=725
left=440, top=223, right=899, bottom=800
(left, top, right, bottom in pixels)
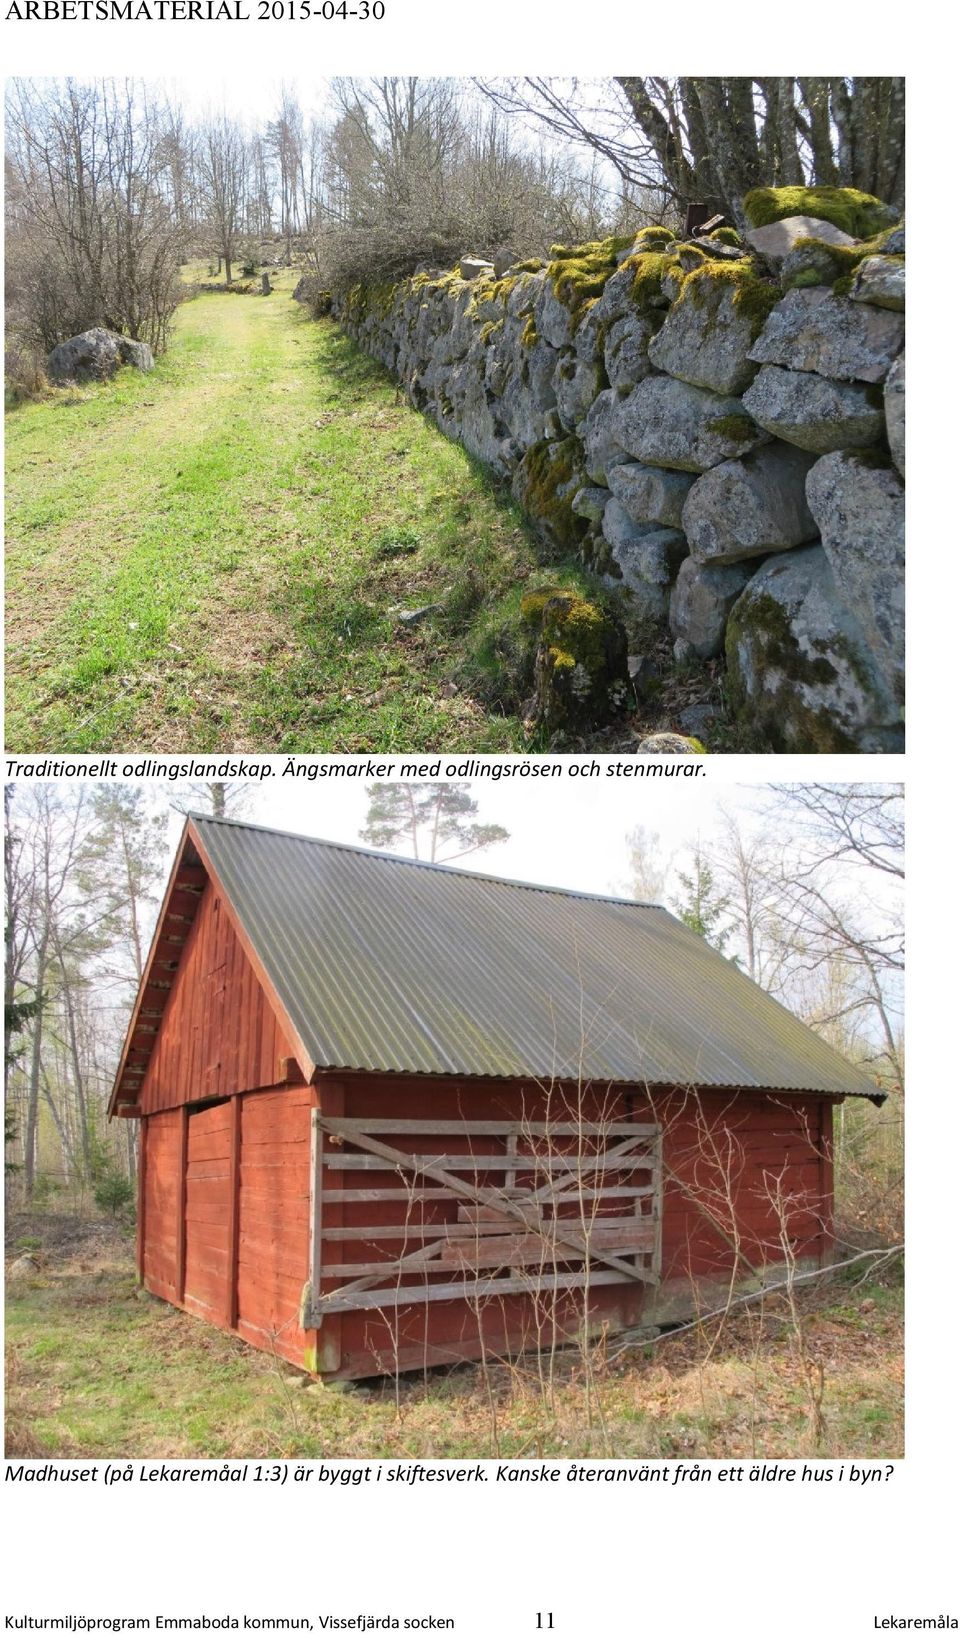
left=156, top=776, right=775, bottom=903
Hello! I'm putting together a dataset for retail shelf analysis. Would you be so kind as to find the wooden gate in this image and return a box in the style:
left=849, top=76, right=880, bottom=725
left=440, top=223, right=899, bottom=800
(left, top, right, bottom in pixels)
left=302, top=1113, right=662, bottom=1328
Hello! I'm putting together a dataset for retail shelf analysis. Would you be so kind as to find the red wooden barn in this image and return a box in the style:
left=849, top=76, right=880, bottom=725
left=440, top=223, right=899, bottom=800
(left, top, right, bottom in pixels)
left=110, top=815, right=884, bottom=1379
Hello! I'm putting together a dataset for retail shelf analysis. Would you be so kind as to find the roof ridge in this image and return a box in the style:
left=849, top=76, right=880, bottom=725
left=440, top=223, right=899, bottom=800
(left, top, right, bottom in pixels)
left=186, top=812, right=665, bottom=912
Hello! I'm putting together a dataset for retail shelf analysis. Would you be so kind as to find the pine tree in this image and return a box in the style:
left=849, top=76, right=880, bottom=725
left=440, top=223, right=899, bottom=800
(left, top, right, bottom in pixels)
left=673, top=842, right=732, bottom=954
left=360, top=783, right=509, bottom=863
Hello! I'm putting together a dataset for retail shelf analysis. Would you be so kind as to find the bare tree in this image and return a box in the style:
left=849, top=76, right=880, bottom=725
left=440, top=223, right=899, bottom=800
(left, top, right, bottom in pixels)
left=197, top=112, right=248, bottom=284
left=5, top=78, right=185, bottom=351
left=476, top=77, right=906, bottom=226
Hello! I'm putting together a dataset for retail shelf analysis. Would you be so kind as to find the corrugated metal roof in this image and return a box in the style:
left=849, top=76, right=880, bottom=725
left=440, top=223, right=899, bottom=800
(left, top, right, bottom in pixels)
left=182, top=815, right=881, bottom=1101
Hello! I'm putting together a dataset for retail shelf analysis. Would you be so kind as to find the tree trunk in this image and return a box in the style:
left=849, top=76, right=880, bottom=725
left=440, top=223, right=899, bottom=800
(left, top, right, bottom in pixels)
left=776, top=78, right=803, bottom=184
left=23, top=940, right=48, bottom=1201
left=798, top=78, right=839, bottom=186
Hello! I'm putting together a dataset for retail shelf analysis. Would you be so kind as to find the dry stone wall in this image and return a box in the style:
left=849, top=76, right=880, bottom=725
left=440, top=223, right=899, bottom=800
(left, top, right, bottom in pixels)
left=335, top=210, right=905, bottom=752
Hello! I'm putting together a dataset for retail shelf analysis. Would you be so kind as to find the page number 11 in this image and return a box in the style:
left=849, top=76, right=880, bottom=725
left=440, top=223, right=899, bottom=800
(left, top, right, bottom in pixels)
left=536, top=1617, right=554, bottom=1629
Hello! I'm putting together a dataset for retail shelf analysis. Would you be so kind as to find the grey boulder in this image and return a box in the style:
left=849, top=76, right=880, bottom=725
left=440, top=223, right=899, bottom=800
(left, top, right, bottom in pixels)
left=849, top=256, right=905, bottom=312
left=725, top=545, right=902, bottom=752
left=647, top=269, right=763, bottom=394
left=742, top=364, right=885, bottom=454
left=748, top=287, right=904, bottom=383
left=884, top=355, right=905, bottom=477
left=604, top=509, right=687, bottom=623
left=582, top=390, right=631, bottom=484
left=805, top=451, right=905, bottom=706
left=745, top=215, right=858, bottom=267
left=606, top=462, right=695, bottom=528
left=572, top=486, right=611, bottom=524
left=603, top=314, right=656, bottom=390
left=669, top=556, right=755, bottom=659
left=553, top=348, right=605, bottom=433
left=47, top=327, right=154, bottom=384
left=682, top=443, right=818, bottom=564
left=612, top=376, right=769, bottom=473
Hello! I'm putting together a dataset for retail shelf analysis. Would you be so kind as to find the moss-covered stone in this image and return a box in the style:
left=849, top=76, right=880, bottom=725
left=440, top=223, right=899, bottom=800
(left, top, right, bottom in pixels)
left=725, top=545, right=901, bottom=751
left=623, top=251, right=679, bottom=313
left=704, top=413, right=758, bottom=443
left=511, top=437, right=588, bottom=554
left=781, top=229, right=903, bottom=291
left=672, top=259, right=781, bottom=339
left=707, top=226, right=743, bottom=248
left=743, top=185, right=897, bottom=239
left=521, top=587, right=630, bottom=733
left=632, top=226, right=677, bottom=250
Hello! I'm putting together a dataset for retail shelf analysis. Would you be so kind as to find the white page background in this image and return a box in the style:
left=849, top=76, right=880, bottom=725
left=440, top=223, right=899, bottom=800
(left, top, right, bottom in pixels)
left=2, top=9, right=953, bottom=1629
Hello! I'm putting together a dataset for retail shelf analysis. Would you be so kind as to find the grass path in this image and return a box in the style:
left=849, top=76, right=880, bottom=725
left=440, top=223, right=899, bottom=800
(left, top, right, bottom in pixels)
left=6, top=276, right=555, bottom=752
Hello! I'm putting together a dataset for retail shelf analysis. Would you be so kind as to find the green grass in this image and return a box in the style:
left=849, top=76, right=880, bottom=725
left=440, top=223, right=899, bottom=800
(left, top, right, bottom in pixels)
left=6, top=273, right=580, bottom=753
left=5, top=1229, right=903, bottom=1460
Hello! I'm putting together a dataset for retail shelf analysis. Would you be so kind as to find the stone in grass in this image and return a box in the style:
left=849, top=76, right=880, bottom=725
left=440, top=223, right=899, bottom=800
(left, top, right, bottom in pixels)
left=6, top=1255, right=39, bottom=1283
left=742, top=364, right=885, bottom=454
left=748, top=287, right=904, bottom=384
left=669, top=556, right=755, bottom=660
left=397, top=604, right=442, bottom=626
left=612, top=375, right=769, bottom=474
left=805, top=450, right=905, bottom=707
left=520, top=587, right=630, bottom=734
left=725, top=544, right=902, bottom=753
left=46, top=327, right=154, bottom=385
left=635, top=733, right=705, bottom=754
left=682, top=443, right=818, bottom=565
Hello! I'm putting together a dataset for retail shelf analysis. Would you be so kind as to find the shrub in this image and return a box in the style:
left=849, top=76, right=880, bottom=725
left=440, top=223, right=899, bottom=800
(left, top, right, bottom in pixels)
left=4, top=343, right=50, bottom=406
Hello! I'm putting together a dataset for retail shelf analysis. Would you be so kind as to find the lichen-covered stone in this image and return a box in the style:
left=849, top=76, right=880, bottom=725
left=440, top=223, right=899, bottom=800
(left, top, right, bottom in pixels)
left=669, top=556, right=755, bottom=659
left=521, top=587, right=630, bottom=733
left=742, top=364, right=885, bottom=453
left=805, top=451, right=905, bottom=706
left=748, top=288, right=904, bottom=383
left=606, top=463, right=695, bottom=528
left=849, top=255, right=905, bottom=312
left=682, top=444, right=818, bottom=563
left=603, top=314, right=656, bottom=390
left=572, top=485, right=611, bottom=523
left=553, top=346, right=606, bottom=433
left=725, top=545, right=902, bottom=752
left=604, top=513, right=687, bottom=623
left=612, top=376, right=769, bottom=473
left=648, top=264, right=779, bottom=394
left=582, top=389, right=631, bottom=484
left=885, top=355, right=905, bottom=477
